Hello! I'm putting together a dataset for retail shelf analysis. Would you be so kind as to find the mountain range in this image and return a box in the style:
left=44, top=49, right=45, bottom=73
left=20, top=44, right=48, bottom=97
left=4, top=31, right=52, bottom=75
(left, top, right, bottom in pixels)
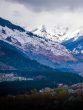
left=0, top=17, right=83, bottom=75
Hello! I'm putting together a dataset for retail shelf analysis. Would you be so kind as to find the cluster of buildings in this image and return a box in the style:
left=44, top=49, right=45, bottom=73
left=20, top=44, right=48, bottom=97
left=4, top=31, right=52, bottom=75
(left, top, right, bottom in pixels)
left=0, top=73, right=33, bottom=82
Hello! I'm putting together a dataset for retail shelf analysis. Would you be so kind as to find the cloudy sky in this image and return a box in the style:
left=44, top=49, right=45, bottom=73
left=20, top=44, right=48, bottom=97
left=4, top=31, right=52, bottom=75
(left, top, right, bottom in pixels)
left=0, top=0, right=83, bottom=30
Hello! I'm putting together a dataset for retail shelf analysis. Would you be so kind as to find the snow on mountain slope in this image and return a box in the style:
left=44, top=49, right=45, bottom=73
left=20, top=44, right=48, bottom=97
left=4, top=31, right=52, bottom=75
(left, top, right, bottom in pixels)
left=32, top=24, right=83, bottom=58
left=63, top=36, right=83, bottom=61
left=0, top=18, right=76, bottom=69
left=0, top=40, right=56, bottom=71
left=62, top=27, right=83, bottom=64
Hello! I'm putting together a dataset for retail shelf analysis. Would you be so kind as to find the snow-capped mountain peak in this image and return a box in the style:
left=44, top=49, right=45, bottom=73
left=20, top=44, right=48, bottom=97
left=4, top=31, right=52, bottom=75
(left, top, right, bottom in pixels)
left=32, top=25, right=48, bottom=39
left=32, top=25, right=70, bottom=42
left=32, top=25, right=83, bottom=43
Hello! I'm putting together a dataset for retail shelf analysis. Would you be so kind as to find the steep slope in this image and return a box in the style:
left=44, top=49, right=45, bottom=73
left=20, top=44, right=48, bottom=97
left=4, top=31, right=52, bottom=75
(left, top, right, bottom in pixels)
left=0, top=17, right=25, bottom=32
left=0, top=18, right=75, bottom=70
left=0, top=39, right=55, bottom=72
left=62, top=29, right=83, bottom=73
left=32, top=25, right=83, bottom=73
left=63, top=30, right=83, bottom=60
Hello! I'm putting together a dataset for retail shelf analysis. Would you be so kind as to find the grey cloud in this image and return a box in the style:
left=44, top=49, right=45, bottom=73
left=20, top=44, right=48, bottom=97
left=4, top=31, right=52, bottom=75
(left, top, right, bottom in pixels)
left=8, top=0, right=83, bottom=11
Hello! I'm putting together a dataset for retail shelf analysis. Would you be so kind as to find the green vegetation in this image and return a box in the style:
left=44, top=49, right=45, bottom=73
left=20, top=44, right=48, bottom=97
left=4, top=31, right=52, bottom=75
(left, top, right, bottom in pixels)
left=0, top=87, right=83, bottom=110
